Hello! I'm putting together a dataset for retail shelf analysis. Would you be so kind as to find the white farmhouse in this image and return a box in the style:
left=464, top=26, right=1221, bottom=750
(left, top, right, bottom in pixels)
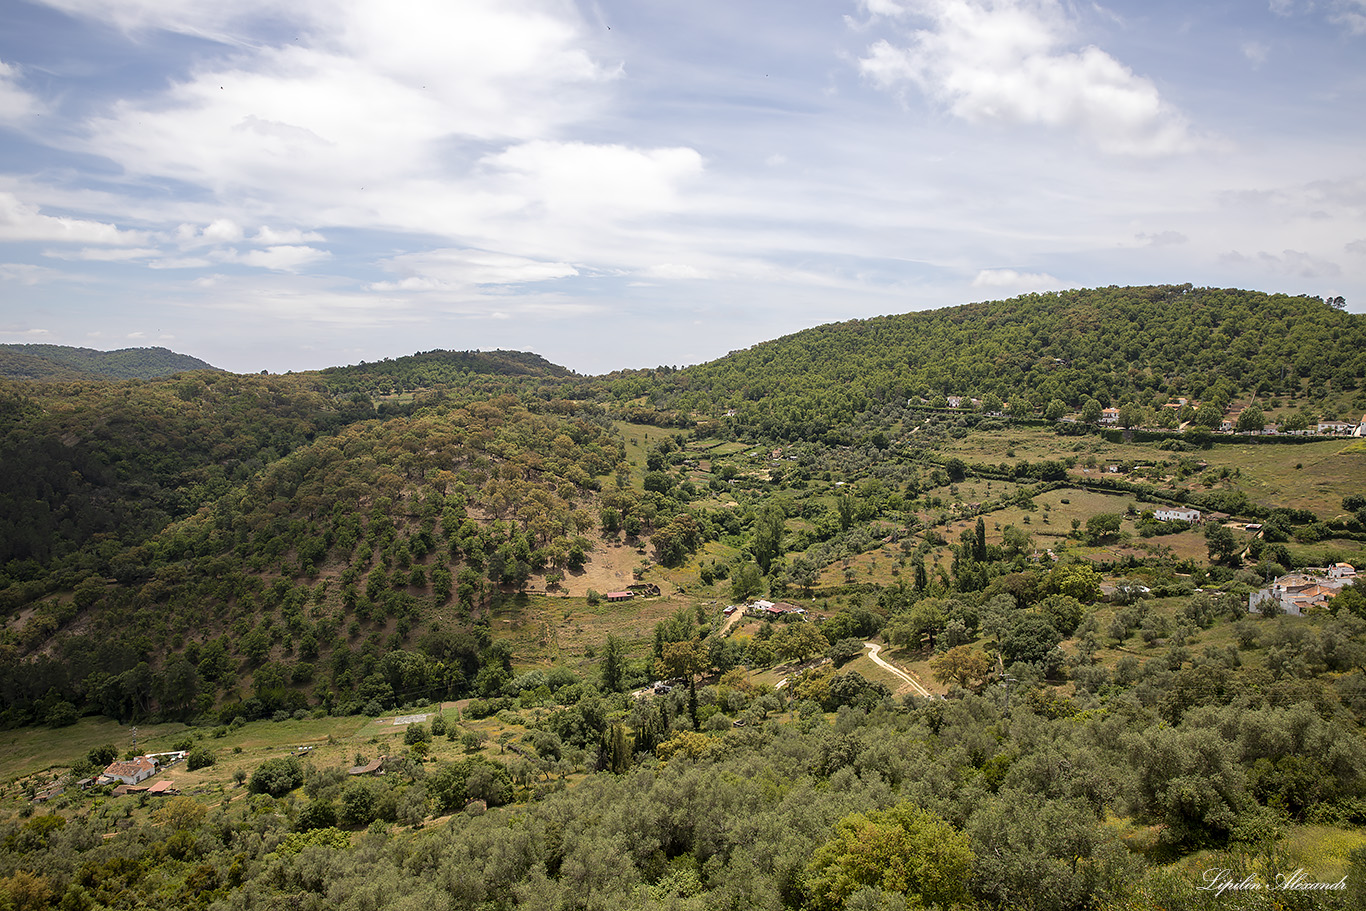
left=1153, top=507, right=1201, bottom=523
left=102, top=757, right=158, bottom=786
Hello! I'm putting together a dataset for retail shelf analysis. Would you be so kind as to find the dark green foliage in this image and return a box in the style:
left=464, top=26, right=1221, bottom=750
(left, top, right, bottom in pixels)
left=805, top=802, right=973, bottom=910
left=643, top=286, right=1366, bottom=440
left=825, top=670, right=891, bottom=711
left=730, top=562, right=763, bottom=601
left=1205, top=523, right=1240, bottom=564
left=339, top=781, right=378, bottom=827
left=8, top=673, right=1366, bottom=911
left=1085, top=512, right=1122, bottom=543
left=826, top=637, right=865, bottom=666
left=295, top=798, right=337, bottom=831
left=0, top=344, right=219, bottom=381
left=186, top=747, right=216, bottom=771
left=248, top=755, right=304, bottom=797
left=599, top=634, right=626, bottom=692
left=429, top=757, right=513, bottom=812
left=86, top=744, right=117, bottom=767
left=1001, top=614, right=1063, bottom=665
left=752, top=503, right=786, bottom=573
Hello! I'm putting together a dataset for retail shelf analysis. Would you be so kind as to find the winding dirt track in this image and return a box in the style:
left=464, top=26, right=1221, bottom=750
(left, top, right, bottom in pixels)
left=863, top=641, right=933, bottom=698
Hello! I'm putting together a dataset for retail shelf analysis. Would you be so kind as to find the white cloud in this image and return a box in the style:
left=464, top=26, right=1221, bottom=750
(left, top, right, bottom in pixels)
left=77, top=0, right=616, bottom=202
left=0, top=60, right=39, bottom=125
left=0, top=192, right=147, bottom=245
left=972, top=268, right=1062, bottom=290
left=151, top=245, right=328, bottom=272
left=235, top=245, right=331, bottom=271
left=43, top=246, right=161, bottom=262
left=640, top=263, right=708, bottom=280
left=200, top=219, right=244, bottom=244
left=173, top=222, right=325, bottom=256
left=1260, top=249, right=1342, bottom=278
left=148, top=256, right=214, bottom=270
left=373, top=248, right=577, bottom=290
left=857, top=0, right=1197, bottom=155
left=0, top=263, right=65, bottom=285
left=40, top=1, right=709, bottom=279
left=482, top=141, right=704, bottom=218
left=1267, top=0, right=1366, bottom=34
left=1331, top=0, right=1366, bottom=34
left=253, top=226, right=324, bottom=245
left=1242, top=41, right=1269, bottom=66
left=33, top=0, right=287, bottom=41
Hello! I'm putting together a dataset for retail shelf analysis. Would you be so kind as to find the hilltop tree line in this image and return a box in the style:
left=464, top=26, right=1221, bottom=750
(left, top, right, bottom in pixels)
left=605, top=286, right=1366, bottom=441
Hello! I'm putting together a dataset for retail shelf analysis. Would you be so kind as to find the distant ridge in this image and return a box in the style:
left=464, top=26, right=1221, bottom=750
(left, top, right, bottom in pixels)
left=321, top=348, right=576, bottom=381
left=0, top=344, right=220, bottom=381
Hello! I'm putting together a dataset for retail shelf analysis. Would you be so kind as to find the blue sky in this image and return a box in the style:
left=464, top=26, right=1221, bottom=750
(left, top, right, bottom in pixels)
left=1, top=0, right=1364, bottom=375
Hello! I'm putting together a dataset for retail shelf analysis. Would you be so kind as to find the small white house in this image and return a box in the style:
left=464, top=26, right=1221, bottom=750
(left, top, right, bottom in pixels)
left=1327, top=563, right=1357, bottom=580
left=1153, top=508, right=1201, bottom=523
left=102, top=757, right=158, bottom=786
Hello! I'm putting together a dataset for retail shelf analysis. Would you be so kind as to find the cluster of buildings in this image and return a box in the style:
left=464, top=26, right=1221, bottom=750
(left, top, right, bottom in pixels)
left=97, top=750, right=188, bottom=795
left=723, top=599, right=807, bottom=619
left=1248, top=563, right=1357, bottom=616
left=36, top=750, right=189, bottom=802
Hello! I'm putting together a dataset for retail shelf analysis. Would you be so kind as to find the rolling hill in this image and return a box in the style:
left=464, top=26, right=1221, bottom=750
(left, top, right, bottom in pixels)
left=0, top=344, right=220, bottom=381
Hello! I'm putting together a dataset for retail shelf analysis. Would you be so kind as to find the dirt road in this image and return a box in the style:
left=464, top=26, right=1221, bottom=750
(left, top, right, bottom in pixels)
left=864, top=641, right=933, bottom=698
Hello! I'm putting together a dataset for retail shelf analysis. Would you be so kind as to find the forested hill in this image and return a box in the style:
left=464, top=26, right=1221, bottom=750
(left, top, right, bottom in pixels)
left=613, top=285, right=1366, bottom=439
left=319, top=349, right=577, bottom=397
left=0, top=344, right=219, bottom=381
left=0, top=346, right=589, bottom=574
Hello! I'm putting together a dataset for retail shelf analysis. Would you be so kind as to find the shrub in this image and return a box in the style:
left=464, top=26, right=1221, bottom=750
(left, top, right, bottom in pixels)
left=248, top=756, right=304, bottom=797
left=339, top=782, right=377, bottom=827
left=826, top=638, right=865, bottom=666
left=87, top=744, right=117, bottom=767
left=295, top=799, right=337, bottom=832
left=186, top=747, right=216, bottom=771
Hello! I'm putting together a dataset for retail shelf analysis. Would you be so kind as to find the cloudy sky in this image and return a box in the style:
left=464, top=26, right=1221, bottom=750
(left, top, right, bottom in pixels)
left=1, top=0, right=1364, bottom=375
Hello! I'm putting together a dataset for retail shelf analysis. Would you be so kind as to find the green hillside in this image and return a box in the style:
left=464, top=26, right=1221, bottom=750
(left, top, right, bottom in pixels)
left=610, top=285, right=1366, bottom=440
left=2, top=288, right=1366, bottom=911
left=0, top=345, right=220, bottom=381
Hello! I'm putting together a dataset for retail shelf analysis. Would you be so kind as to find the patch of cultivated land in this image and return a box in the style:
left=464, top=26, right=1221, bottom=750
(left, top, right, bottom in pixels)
left=555, top=538, right=654, bottom=597
left=1195, top=440, right=1366, bottom=515
left=939, top=428, right=1366, bottom=519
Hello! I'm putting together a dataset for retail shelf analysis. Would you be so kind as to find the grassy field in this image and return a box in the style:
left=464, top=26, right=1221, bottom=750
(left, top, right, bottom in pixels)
left=1196, top=440, right=1366, bottom=515
left=939, top=425, right=1366, bottom=519
left=0, top=717, right=193, bottom=782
